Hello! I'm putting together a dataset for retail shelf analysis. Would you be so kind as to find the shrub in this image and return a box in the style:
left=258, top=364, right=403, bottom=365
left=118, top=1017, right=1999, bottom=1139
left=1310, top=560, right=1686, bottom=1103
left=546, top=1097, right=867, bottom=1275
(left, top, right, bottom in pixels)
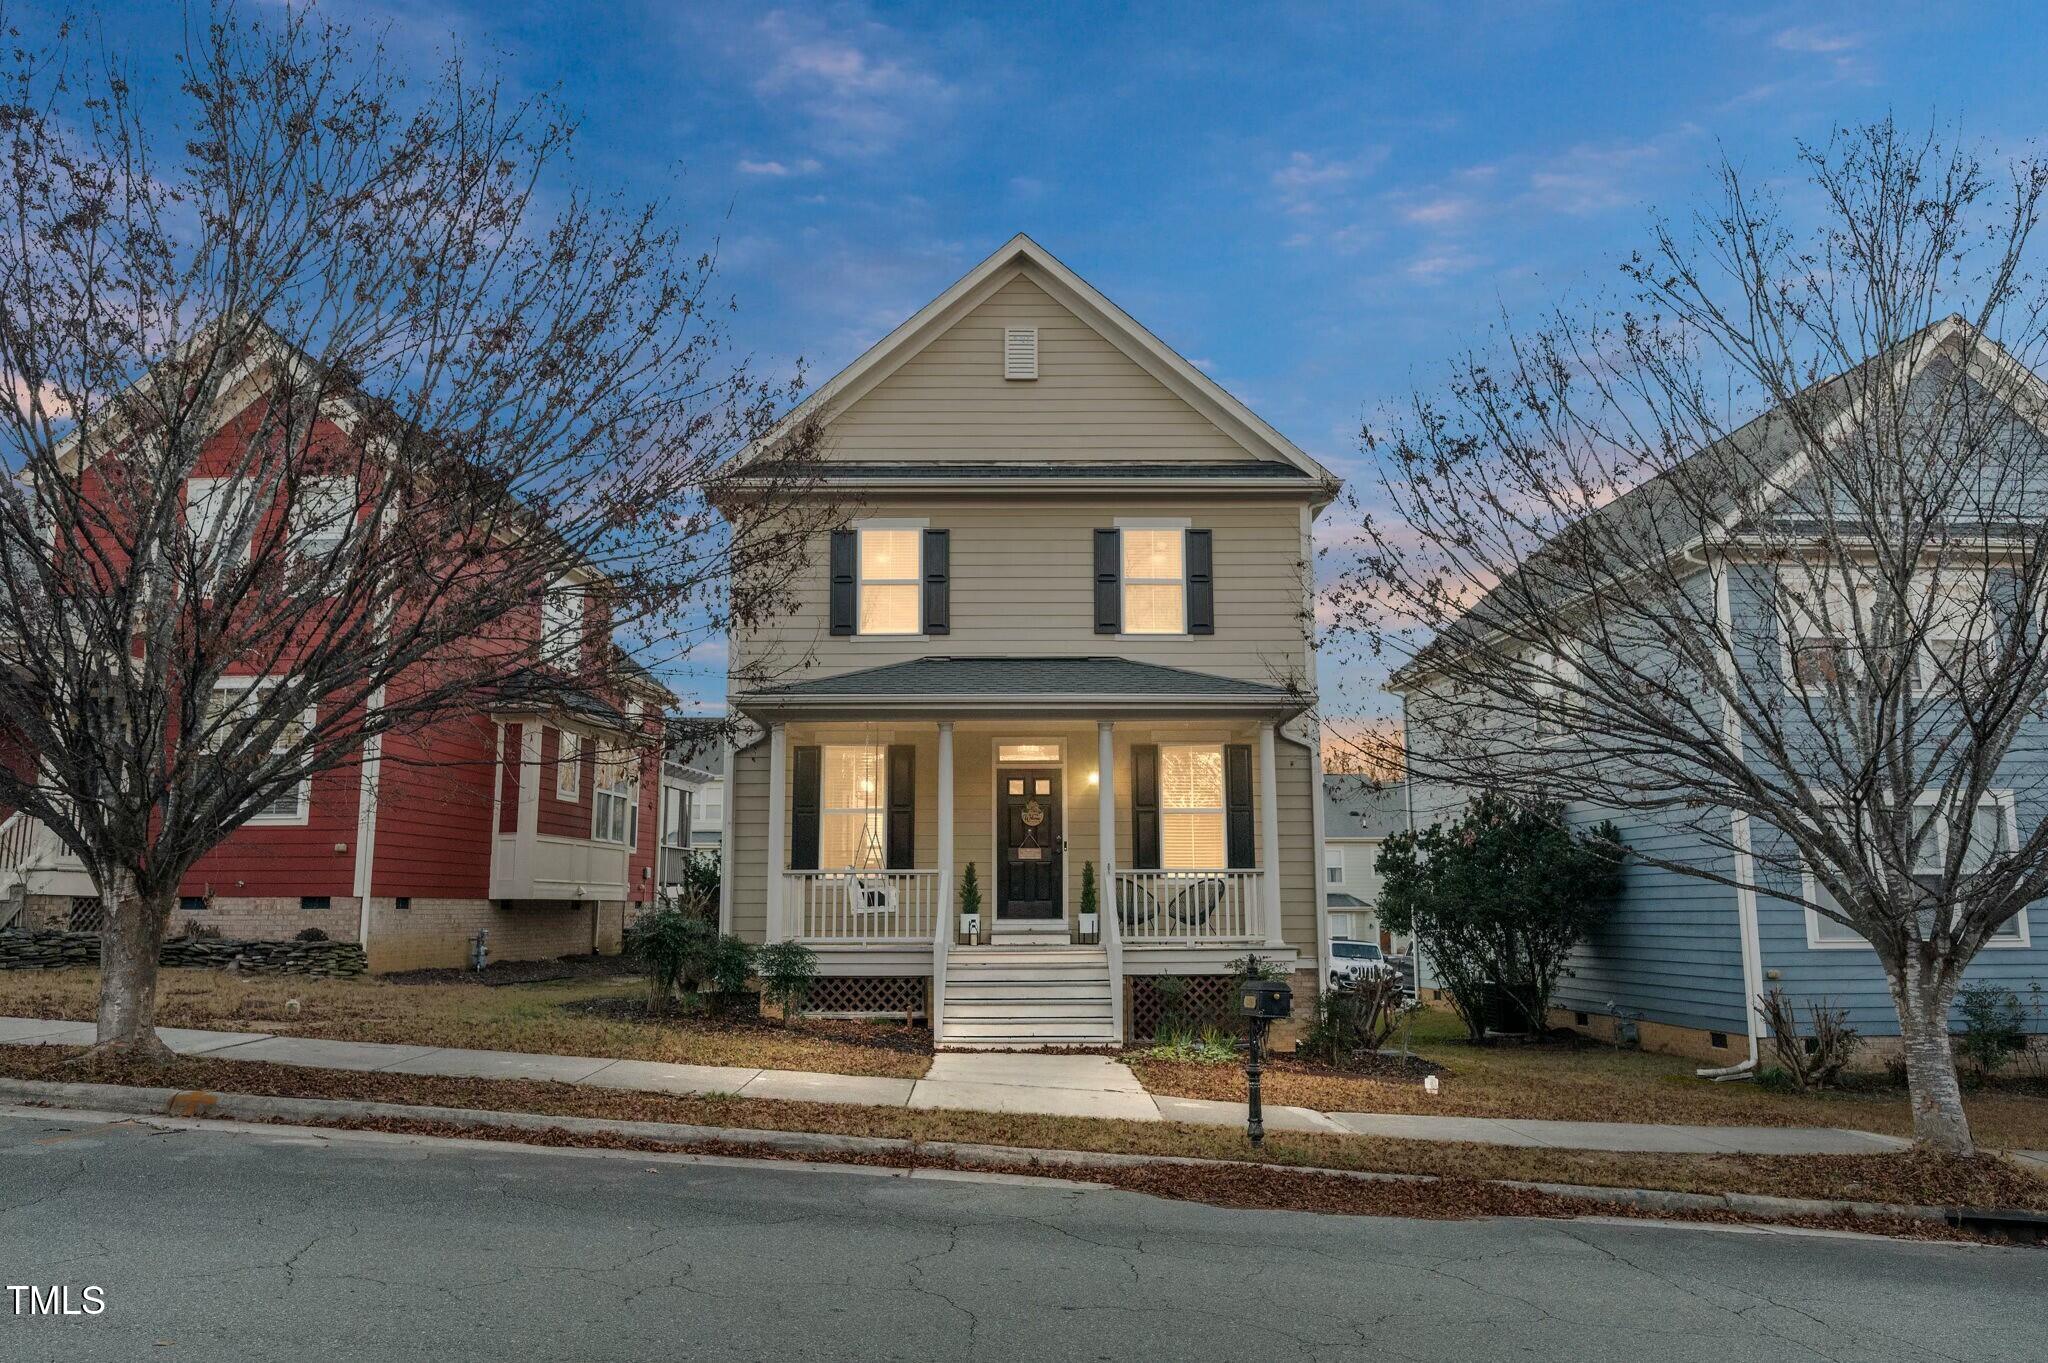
left=1298, top=973, right=1411, bottom=1066
left=758, top=939, right=819, bottom=1019
left=668, top=849, right=721, bottom=919
left=1151, top=976, right=1191, bottom=1037
left=1755, top=988, right=1858, bottom=1090
left=1377, top=793, right=1625, bottom=1042
left=1956, top=983, right=2029, bottom=1076
left=295, top=927, right=329, bottom=942
left=1080, top=861, right=1097, bottom=918
left=624, top=906, right=744, bottom=1013
left=957, top=862, right=983, bottom=918
left=1229, top=953, right=1283, bottom=986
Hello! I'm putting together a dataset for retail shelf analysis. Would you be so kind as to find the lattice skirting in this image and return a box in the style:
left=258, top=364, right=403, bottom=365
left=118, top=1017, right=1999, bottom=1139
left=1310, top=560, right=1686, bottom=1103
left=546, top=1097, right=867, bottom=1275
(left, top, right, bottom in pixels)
left=66, top=896, right=107, bottom=933
left=1126, top=975, right=1238, bottom=1039
left=808, top=975, right=928, bottom=1020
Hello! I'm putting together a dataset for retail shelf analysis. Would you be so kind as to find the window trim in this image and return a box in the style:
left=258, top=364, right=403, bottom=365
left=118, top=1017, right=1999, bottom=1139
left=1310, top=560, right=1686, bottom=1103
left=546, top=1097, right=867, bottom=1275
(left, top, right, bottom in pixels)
left=205, top=676, right=313, bottom=827
left=1800, top=790, right=2030, bottom=950
left=590, top=738, right=637, bottom=845
left=853, top=518, right=928, bottom=639
left=1115, top=517, right=1192, bottom=639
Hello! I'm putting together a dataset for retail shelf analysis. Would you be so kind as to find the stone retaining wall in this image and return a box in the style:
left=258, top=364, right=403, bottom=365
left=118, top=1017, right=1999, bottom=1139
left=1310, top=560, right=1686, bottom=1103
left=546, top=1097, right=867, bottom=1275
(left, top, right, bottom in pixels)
left=0, top=929, right=368, bottom=977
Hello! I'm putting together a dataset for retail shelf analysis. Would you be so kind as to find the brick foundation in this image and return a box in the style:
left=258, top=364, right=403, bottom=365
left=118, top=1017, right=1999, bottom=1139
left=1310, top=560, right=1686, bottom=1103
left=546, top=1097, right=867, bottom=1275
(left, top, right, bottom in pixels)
left=360, top=897, right=627, bottom=973
left=169, top=896, right=363, bottom=945
left=1548, top=1007, right=1743, bottom=1064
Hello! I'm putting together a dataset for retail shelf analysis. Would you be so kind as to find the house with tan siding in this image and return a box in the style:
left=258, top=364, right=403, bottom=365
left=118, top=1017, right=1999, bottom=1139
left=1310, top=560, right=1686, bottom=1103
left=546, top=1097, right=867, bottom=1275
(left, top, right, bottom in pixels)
left=717, top=235, right=1339, bottom=1046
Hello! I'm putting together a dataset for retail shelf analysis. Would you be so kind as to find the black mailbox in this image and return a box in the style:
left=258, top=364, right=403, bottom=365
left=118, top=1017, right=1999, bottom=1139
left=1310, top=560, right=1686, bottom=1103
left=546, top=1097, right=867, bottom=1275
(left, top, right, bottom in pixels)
left=1239, top=979, right=1292, bottom=1021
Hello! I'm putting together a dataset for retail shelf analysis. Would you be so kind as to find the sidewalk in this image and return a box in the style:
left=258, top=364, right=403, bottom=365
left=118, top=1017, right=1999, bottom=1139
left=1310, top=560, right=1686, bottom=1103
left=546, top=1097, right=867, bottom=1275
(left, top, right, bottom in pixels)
left=0, top=1014, right=1920, bottom=1156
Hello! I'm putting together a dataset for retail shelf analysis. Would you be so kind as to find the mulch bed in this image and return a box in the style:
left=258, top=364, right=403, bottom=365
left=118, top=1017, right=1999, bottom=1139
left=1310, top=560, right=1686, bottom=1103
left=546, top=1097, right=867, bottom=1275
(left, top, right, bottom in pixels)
left=381, top=954, right=644, bottom=988
left=557, top=997, right=933, bottom=1058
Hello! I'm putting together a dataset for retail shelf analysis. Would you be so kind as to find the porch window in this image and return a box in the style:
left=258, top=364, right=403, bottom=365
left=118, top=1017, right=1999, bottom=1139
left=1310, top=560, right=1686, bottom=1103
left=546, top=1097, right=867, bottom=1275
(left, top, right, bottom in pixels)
left=201, top=679, right=311, bottom=823
left=1159, top=743, right=1225, bottom=868
left=592, top=740, right=637, bottom=844
left=1121, top=529, right=1186, bottom=634
left=857, top=528, right=922, bottom=635
left=821, top=744, right=887, bottom=868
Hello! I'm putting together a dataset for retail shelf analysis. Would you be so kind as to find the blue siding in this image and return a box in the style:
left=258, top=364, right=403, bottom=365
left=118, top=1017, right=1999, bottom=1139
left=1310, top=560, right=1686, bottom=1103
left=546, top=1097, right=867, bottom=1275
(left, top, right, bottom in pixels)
left=1552, top=804, right=1748, bottom=1034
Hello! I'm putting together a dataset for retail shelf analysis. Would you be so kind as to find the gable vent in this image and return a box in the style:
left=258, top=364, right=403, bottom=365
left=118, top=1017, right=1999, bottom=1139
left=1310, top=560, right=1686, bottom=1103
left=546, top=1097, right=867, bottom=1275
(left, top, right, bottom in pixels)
left=1003, top=326, right=1039, bottom=380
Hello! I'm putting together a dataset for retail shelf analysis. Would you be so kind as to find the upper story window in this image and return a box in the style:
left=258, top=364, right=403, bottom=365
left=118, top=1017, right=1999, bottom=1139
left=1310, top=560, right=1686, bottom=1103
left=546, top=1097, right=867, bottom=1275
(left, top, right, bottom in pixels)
left=1325, top=846, right=1344, bottom=884
left=186, top=476, right=256, bottom=576
left=542, top=580, right=583, bottom=665
left=293, top=476, right=356, bottom=562
left=1121, top=527, right=1186, bottom=635
left=1159, top=743, right=1226, bottom=868
left=857, top=527, right=922, bottom=635
left=696, top=782, right=724, bottom=826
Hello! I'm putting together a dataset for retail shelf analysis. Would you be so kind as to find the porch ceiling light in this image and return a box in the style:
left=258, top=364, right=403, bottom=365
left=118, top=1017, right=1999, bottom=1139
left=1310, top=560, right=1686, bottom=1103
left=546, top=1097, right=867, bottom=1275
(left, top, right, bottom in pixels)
left=1087, top=770, right=1099, bottom=786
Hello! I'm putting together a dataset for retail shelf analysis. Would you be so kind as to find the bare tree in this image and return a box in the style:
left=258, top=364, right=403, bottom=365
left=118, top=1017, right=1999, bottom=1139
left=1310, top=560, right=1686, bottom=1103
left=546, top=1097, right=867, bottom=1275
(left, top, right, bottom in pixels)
left=1328, top=121, right=2048, bottom=1154
left=0, top=5, right=830, bottom=1056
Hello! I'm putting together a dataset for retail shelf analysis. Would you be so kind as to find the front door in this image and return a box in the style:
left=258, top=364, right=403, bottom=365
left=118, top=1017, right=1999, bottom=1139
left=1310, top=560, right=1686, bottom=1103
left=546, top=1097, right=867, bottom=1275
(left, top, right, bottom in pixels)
left=997, top=767, right=1062, bottom=919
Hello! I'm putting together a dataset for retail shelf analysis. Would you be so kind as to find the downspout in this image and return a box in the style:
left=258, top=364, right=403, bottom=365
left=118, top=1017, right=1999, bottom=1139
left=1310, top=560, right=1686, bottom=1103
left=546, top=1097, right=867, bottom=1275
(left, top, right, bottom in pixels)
left=351, top=686, right=386, bottom=953
left=1699, top=560, right=1761, bottom=1079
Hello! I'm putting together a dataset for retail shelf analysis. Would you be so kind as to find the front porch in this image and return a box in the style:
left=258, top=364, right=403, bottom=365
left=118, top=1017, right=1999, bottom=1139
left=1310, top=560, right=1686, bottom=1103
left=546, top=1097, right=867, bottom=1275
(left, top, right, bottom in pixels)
left=742, top=707, right=1304, bottom=1045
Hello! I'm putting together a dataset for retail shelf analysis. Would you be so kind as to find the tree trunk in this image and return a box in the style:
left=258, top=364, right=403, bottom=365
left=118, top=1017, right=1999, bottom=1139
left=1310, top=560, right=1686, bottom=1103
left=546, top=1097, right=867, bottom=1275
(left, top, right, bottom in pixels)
left=1891, top=961, right=1972, bottom=1156
left=89, top=873, right=173, bottom=1061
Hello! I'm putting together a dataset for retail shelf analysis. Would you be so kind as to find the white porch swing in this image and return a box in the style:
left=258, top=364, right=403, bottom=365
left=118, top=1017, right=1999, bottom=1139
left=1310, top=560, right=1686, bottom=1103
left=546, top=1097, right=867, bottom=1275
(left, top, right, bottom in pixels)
left=846, top=739, right=897, bottom=929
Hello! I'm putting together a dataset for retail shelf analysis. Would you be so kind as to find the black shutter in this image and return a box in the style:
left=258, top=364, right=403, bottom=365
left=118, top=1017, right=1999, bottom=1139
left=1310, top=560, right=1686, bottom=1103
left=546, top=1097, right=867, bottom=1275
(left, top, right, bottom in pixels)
left=828, top=530, right=856, bottom=636
left=791, top=746, right=821, bottom=870
left=1131, top=743, right=1160, bottom=869
left=922, top=529, right=950, bottom=636
left=886, top=743, right=916, bottom=869
left=1186, top=529, right=1214, bottom=635
left=1224, top=743, right=1254, bottom=868
left=1094, top=529, right=1121, bottom=634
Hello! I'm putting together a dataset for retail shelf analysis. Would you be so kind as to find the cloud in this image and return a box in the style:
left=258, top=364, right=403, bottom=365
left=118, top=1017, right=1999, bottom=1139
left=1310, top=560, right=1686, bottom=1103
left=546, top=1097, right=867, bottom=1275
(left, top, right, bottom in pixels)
left=751, top=9, right=956, bottom=157
left=1398, top=195, right=1477, bottom=226
left=737, top=156, right=823, bottom=177
left=1404, top=246, right=1485, bottom=282
left=1271, top=149, right=1383, bottom=215
left=1772, top=25, right=1863, bottom=54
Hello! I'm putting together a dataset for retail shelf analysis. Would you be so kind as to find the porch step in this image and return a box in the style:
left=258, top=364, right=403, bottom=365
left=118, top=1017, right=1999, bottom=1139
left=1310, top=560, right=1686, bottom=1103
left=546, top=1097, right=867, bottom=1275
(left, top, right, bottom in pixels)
left=936, top=943, right=1118, bottom=1049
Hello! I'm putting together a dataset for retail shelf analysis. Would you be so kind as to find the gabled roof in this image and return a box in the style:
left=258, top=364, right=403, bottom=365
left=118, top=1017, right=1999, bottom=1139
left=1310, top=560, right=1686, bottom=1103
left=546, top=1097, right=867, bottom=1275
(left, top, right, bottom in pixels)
left=1388, top=315, right=2047, bottom=691
left=1323, top=775, right=1407, bottom=840
left=739, top=233, right=1338, bottom=489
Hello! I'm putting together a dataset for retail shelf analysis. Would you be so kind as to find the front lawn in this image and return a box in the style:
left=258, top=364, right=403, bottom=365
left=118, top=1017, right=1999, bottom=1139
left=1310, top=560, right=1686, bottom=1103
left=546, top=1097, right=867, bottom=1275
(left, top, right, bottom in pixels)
left=0, top=966, right=933, bottom=1079
left=1129, top=1004, right=2048, bottom=1149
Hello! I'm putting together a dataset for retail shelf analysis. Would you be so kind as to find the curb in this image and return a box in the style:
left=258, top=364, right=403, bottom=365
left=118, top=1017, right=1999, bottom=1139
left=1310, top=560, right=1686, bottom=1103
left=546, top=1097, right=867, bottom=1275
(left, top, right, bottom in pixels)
left=5, top=1074, right=2027, bottom=1235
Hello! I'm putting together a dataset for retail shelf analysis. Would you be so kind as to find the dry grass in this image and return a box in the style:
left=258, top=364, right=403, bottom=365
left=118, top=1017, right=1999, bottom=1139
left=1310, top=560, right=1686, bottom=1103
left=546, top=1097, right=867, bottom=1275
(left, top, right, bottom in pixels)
left=0, top=968, right=932, bottom=1079
left=1131, top=1006, right=2048, bottom=1150
left=7, top=1043, right=2043, bottom=1214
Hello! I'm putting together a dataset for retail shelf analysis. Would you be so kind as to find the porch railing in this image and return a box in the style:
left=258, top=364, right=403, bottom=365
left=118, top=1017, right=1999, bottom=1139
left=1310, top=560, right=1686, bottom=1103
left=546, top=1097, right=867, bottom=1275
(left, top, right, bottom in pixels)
left=1114, top=869, right=1264, bottom=944
left=0, top=812, right=36, bottom=873
left=788, top=868, right=943, bottom=943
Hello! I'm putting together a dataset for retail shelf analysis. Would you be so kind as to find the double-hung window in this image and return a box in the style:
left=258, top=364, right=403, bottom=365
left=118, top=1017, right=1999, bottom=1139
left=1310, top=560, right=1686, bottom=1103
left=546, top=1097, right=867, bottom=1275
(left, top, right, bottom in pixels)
left=201, top=679, right=311, bottom=823
left=542, top=581, right=584, bottom=667
left=555, top=730, right=581, bottom=800
left=293, top=476, right=356, bottom=562
left=1159, top=744, right=1226, bottom=868
left=1121, top=527, right=1187, bottom=635
left=1804, top=792, right=2028, bottom=947
left=820, top=745, right=887, bottom=869
left=186, top=476, right=256, bottom=581
left=1325, top=846, right=1345, bottom=885
left=592, top=740, right=637, bottom=845
left=856, top=527, right=922, bottom=635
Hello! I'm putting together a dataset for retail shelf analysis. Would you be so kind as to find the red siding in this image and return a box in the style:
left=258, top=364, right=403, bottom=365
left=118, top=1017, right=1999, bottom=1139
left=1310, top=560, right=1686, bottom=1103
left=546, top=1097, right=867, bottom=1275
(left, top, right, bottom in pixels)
left=497, top=723, right=521, bottom=834
left=183, top=762, right=360, bottom=899
left=370, top=712, right=496, bottom=898
left=536, top=725, right=594, bottom=838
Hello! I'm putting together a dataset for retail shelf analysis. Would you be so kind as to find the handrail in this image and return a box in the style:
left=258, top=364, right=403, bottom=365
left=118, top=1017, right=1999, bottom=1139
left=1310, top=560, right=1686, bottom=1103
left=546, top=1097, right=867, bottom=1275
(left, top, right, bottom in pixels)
left=0, top=811, right=36, bottom=872
left=930, top=867, right=950, bottom=1044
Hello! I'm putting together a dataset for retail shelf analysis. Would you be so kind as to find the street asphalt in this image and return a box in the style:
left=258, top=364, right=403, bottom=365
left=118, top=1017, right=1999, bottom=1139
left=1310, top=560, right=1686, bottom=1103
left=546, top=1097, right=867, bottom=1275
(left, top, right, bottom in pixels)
left=0, top=1107, right=2040, bottom=1362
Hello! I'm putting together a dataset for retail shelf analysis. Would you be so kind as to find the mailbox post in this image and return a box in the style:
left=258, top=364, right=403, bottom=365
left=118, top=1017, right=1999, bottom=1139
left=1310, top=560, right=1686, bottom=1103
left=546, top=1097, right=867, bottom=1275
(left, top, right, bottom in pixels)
left=1237, top=979, right=1292, bottom=1147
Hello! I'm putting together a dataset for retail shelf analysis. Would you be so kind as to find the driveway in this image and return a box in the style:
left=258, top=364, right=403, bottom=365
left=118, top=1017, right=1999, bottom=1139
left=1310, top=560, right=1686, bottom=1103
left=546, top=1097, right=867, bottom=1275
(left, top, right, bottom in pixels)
left=1, top=1106, right=2038, bottom=1362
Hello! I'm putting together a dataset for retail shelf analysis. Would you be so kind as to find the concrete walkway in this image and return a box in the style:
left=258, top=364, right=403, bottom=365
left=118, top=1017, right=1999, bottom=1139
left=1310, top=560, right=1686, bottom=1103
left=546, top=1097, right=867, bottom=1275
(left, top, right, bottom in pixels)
left=0, top=1015, right=1918, bottom=1155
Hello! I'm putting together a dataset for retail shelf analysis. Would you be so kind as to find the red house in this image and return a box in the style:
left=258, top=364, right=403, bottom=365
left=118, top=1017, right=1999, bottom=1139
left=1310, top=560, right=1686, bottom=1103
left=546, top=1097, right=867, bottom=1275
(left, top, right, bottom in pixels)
left=0, top=343, right=671, bottom=972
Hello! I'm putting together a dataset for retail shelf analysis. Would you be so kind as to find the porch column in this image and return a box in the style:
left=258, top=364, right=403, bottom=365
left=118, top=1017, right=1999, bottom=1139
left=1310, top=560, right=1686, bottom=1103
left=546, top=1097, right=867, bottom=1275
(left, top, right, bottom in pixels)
left=1258, top=721, right=1285, bottom=948
left=1096, top=721, right=1116, bottom=879
left=765, top=722, right=787, bottom=942
left=937, top=721, right=955, bottom=920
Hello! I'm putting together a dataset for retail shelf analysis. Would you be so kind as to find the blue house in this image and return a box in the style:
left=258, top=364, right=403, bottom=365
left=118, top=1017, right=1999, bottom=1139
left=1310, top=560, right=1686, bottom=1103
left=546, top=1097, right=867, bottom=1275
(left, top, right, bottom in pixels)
left=1388, top=318, right=2047, bottom=1067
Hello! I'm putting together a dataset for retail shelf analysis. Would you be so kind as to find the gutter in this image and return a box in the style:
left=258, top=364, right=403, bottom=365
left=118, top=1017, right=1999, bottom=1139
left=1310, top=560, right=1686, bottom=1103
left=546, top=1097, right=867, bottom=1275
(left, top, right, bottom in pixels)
left=1699, top=561, right=1763, bottom=1080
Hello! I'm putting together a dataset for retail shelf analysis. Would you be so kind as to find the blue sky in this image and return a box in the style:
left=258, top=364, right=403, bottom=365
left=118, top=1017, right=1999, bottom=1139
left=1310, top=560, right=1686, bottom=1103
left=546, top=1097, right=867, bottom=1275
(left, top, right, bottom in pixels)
left=79, top=1, right=2048, bottom=712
